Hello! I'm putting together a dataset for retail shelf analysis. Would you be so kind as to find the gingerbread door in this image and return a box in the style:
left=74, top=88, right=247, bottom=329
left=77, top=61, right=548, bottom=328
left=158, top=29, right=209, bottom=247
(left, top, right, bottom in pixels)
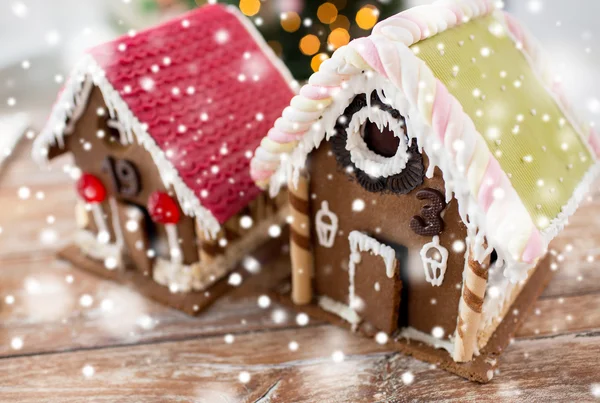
left=348, top=231, right=402, bottom=334
left=116, top=202, right=154, bottom=275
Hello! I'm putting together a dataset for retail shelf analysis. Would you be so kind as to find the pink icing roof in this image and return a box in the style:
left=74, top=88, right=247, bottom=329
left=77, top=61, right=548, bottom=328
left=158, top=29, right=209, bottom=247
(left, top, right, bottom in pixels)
left=86, top=5, right=294, bottom=224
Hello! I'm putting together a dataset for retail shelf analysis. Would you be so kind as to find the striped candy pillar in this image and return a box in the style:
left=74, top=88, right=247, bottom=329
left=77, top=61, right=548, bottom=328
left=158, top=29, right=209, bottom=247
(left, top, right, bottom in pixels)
left=453, top=249, right=489, bottom=362
left=288, top=171, right=313, bottom=305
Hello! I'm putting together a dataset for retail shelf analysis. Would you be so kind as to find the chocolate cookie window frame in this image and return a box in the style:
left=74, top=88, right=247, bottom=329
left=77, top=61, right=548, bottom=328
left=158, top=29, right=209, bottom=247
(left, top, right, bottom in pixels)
left=330, top=91, right=425, bottom=195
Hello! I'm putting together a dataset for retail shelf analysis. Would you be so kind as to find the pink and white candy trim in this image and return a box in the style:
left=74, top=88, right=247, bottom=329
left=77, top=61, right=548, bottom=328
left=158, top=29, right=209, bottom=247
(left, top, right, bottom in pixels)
left=250, top=0, right=597, bottom=285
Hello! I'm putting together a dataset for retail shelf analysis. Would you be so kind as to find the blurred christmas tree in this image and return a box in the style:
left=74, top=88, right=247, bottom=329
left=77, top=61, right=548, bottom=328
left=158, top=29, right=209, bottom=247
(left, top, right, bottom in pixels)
left=129, top=0, right=406, bottom=80
left=198, top=0, right=406, bottom=80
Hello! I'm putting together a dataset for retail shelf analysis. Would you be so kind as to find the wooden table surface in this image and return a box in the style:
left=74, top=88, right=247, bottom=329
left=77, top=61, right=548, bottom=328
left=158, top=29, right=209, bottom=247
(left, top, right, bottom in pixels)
left=1, top=137, right=600, bottom=403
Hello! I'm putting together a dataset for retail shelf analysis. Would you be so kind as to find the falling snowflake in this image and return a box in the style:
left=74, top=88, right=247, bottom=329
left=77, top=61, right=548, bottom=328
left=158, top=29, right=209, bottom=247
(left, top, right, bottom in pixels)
left=375, top=332, right=389, bottom=345
left=243, top=256, right=260, bottom=274
left=140, top=77, right=155, bottom=92
left=288, top=341, right=299, bottom=351
left=401, top=371, right=415, bottom=385
left=79, top=294, right=94, bottom=308
left=257, top=295, right=271, bottom=309
left=224, top=334, right=235, bottom=344
left=452, top=240, right=465, bottom=253
left=331, top=350, right=345, bottom=363
left=296, top=313, right=309, bottom=326
left=82, top=365, right=95, bottom=378
left=215, top=29, right=229, bottom=44
left=271, top=308, right=287, bottom=324
left=10, top=337, right=23, bottom=350
left=240, top=215, right=253, bottom=229
left=268, top=224, right=281, bottom=238
left=238, top=371, right=251, bottom=383
left=100, top=298, right=114, bottom=312
left=17, top=186, right=30, bottom=199
left=104, top=257, right=118, bottom=270
left=591, top=383, right=600, bottom=398
left=39, top=228, right=58, bottom=245
left=228, top=272, right=243, bottom=286
left=352, top=199, right=365, bottom=212
left=527, top=0, right=543, bottom=14
left=431, top=326, right=445, bottom=339
left=45, top=30, right=61, bottom=46
left=137, top=315, right=155, bottom=330
left=11, top=2, right=28, bottom=18
left=126, top=220, right=139, bottom=232
left=488, top=286, right=500, bottom=298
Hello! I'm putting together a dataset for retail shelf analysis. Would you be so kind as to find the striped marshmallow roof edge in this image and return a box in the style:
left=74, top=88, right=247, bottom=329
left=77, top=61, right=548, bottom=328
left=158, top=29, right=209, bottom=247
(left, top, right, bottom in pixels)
left=250, top=0, right=600, bottom=283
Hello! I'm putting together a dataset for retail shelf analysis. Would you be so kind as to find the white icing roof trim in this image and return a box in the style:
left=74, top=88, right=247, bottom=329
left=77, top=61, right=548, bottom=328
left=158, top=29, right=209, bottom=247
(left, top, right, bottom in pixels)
left=32, top=7, right=296, bottom=240
left=32, top=54, right=223, bottom=238
left=259, top=0, right=599, bottom=284
left=499, top=11, right=600, bottom=243
left=276, top=69, right=535, bottom=283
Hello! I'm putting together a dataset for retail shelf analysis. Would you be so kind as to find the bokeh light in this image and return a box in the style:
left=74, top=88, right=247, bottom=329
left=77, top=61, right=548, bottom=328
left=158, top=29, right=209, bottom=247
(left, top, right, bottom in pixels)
left=356, top=5, right=379, bottom=30
left=328, top=27, right=350, bottom=49
left=300, top=34, right=321, bottom=55
left=330, top=14, right=351, bottom=31
left=330, top=0, right=348, bottom=10
left=281, top=12, right=301, bottom=33
left=268, top=40, right=283, bottom=57
left=317, top=2, right=338, bottom=24
left=239, top=0, right=261, bottom=17
left=311, top=53, right=329, bottom=72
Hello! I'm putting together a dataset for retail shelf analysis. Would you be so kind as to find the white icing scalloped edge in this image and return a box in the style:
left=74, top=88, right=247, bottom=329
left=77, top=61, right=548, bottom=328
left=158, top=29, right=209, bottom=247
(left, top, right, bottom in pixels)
left=318, top=295, right=362, bottom=325
left=275, top=71, right=535, bottom=286
left=74, top=230, right=122, bottom=268
left=348, top=230, right=397, bottom=314
left=498, top=11, right=600, bottom=244
left=345, top=105, right=410, bottom=178
left=397, top=327, right=454, bottom=354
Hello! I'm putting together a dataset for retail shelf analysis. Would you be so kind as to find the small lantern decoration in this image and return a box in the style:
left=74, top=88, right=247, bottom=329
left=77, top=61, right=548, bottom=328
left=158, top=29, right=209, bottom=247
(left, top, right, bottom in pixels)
left=76, top=173, right=110, bottom=244
left=148, top=191, right=182, bottom=265
left=315, top=201, right=338, bottom=248
left=419, top=236, right=449, bottom=287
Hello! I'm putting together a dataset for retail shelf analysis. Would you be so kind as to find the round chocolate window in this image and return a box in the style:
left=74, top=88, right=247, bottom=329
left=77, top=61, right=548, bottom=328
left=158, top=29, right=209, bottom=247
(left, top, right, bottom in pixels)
left=331, top=91, right=425, bottom=195
left=363, top=120, right=400, bottom=158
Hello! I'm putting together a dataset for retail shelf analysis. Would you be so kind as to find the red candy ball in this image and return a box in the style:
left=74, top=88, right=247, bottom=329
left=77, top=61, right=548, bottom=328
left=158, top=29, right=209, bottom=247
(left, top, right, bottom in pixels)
left=76, top=173, right=107, bottom=204
left=147, top=191, right=180, bottom=224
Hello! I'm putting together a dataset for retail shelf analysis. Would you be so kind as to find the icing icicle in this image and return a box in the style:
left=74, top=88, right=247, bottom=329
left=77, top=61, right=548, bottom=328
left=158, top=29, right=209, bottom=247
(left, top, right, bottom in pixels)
left=248, top=0, right=597, bottom=287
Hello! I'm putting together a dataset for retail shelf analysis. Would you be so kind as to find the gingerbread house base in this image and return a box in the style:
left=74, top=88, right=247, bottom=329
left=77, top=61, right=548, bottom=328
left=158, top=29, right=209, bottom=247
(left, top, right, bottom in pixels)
left=270, top=252, right=555, bottom=383
left=58, top=229, right=288, bottom=315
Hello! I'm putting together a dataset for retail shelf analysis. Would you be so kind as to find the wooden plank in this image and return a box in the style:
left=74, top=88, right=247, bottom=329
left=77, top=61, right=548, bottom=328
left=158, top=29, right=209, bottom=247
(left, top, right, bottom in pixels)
left=0, top=138, right=72, bottom=188
left=517, top=292, right=600, bottom=338
left=0, top=184, right=77, bottom=259
left=541, top=244, right=600, bottom=298
left=0, top=246, right=597, bottom=360
left=0, top=325, right=598, bottom=402
left=0, top=253, right=314, bottom=358
left=1, top=116, right=599, bottom=401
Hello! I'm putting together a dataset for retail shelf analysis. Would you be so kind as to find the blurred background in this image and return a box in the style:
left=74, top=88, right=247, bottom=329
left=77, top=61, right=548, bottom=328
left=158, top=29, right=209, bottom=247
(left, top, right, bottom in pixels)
left=0, top=0, right=599, bottom=151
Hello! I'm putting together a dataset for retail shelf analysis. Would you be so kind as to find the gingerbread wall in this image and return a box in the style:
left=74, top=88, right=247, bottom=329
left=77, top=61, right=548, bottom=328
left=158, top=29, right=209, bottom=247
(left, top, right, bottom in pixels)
left=50, top=86, right=199, bottom=267
left=307, top=142, right=470, bottom=339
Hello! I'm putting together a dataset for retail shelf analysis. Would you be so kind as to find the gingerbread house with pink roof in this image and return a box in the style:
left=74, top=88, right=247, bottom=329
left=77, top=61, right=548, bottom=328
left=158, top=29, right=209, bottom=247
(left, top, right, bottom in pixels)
left=251, top=0, right=600, bottom=381
left=33, top=4, right=294, bottom=314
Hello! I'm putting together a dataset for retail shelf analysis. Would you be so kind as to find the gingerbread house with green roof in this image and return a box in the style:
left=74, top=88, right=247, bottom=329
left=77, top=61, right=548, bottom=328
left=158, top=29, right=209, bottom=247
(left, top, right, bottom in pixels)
left=250, top=0, right=600, bottom=382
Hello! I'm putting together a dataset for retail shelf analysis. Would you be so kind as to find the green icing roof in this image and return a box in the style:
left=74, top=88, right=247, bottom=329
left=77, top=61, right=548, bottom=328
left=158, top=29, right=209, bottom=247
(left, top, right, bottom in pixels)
left=412, top=14, right=592, bottom=230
